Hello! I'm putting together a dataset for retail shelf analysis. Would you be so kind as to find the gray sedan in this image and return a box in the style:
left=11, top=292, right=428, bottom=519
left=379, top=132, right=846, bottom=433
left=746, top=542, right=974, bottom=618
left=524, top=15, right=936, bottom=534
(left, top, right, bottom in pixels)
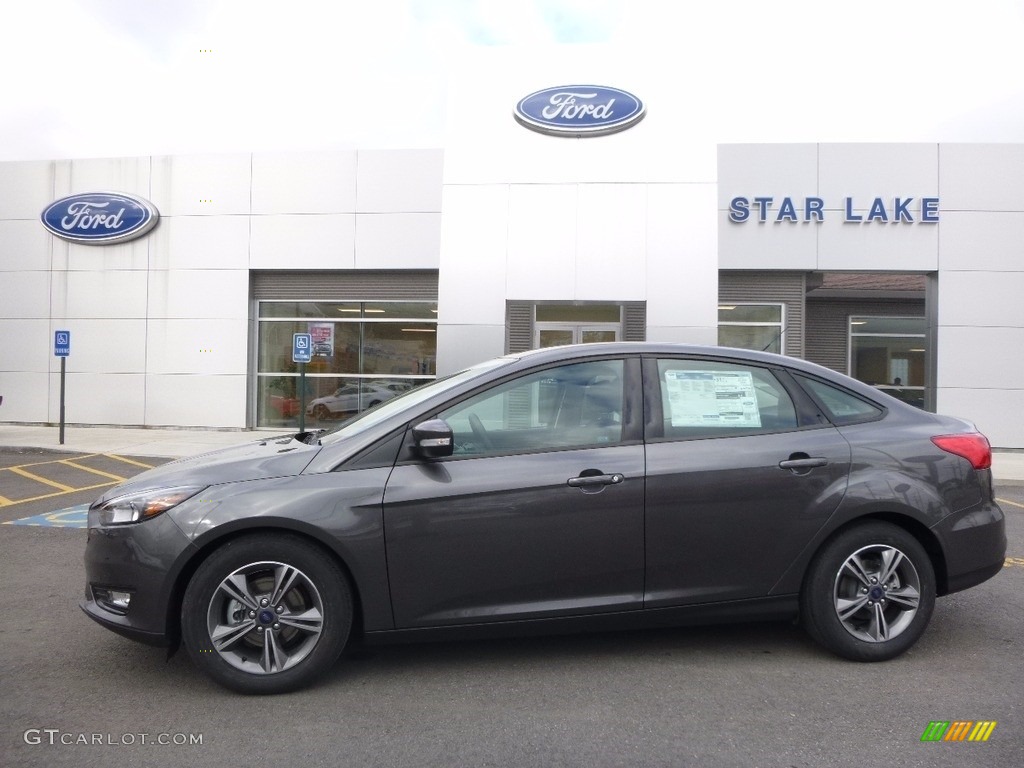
left=81, top=344, right=1006, bottom=694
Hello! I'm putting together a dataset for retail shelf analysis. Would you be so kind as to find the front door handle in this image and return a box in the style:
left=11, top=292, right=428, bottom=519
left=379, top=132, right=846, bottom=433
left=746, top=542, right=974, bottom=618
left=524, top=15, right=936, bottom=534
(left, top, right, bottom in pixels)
left=568, top=473, right=624, bottom=488
left=778, top=456, right=829, bottom=472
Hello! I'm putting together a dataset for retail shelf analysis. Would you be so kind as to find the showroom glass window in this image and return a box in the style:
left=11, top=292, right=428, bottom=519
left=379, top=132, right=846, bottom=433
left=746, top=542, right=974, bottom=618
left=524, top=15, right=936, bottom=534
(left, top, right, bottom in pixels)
left=256, top=301, right=437, bottom=428
left=718, top=304, right=785, bottom=354
left=848, top=316, right=926, bottom=409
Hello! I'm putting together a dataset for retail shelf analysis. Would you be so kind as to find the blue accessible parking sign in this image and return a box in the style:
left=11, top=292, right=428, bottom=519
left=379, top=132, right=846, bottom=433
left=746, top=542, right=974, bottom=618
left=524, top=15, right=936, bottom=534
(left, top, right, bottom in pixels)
left=54, top=330, right=70, bottom=357
left=292, top=333, right=312, bottom=364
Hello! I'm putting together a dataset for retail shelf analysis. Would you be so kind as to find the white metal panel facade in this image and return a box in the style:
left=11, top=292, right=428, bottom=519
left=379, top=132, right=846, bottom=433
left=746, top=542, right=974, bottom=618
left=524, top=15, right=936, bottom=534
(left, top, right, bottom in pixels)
left=0, top=149, right=443, bottom=428
left=717, top=142, right=1024, bottom=447
left=436, top=48, right=721, bottom=374
left=0, top=127, right=1021, bottom=445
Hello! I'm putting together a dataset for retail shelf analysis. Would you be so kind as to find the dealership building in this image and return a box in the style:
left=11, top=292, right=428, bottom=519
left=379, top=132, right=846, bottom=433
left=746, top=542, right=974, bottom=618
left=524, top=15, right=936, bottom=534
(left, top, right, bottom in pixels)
left=2, top=56, right=1023, bottom=448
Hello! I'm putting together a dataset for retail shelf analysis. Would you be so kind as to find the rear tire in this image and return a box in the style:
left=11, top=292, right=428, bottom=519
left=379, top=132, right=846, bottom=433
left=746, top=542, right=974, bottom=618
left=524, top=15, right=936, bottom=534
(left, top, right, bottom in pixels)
left=801, top=522, right=935, bottom=661
left=181, top=534, right=352, bottom=694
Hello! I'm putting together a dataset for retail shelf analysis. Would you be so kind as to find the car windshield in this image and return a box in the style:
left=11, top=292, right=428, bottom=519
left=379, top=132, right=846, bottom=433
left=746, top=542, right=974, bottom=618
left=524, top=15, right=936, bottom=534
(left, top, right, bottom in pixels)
left=318, top=356, right=516, bottom=445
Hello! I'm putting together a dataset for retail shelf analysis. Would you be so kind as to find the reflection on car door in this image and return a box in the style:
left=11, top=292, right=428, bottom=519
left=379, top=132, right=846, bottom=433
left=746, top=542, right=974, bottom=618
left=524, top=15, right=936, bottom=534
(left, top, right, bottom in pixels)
left=381, top=358, right=645, bottom=628
left=643, top=357, right=851, bottom=607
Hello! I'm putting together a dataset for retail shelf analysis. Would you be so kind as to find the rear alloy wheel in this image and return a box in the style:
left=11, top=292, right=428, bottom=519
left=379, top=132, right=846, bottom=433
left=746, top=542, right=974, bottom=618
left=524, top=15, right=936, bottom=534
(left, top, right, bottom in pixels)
left=182, top=534, right=352, bottom=694
left=801, top=522, right=935, bottom=661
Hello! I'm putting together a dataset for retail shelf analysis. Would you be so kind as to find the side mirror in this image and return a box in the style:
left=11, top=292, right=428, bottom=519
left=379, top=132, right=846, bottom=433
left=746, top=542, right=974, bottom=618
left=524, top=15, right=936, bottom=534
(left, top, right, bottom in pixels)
left=412, top=419, right=454, bottom=458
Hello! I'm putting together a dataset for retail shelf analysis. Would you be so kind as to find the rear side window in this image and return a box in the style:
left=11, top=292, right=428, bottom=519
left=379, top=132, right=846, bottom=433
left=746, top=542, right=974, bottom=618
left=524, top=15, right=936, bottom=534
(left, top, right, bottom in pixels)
left=655, top=359, right=798, bottom=439
left=794, top=374, right=883, bottom=425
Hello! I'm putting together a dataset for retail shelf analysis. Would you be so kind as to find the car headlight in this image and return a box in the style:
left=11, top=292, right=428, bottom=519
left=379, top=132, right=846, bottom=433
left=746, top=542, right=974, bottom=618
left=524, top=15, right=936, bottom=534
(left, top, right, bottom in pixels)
left=95, top=486, right=206, bottom=525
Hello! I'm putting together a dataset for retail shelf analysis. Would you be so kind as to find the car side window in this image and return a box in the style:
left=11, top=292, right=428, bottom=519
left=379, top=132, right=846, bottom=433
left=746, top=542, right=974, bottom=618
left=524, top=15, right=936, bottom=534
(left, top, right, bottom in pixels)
left=793, top=374, right=884, bottom=425
left=437, top=360, right=625, bottom=457
left=656, top=358, right=798, bottom=439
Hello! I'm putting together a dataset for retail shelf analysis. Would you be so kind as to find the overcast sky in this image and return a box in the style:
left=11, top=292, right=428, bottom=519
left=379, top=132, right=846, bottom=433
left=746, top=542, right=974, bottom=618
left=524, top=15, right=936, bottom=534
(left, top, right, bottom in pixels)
left=2, top=0, right=1023, bottom=161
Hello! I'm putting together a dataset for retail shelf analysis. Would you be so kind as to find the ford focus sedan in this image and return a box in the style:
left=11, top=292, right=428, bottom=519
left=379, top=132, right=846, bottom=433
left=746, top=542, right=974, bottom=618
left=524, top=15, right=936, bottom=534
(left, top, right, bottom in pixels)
left=81, top=344, right=1006, bottom=694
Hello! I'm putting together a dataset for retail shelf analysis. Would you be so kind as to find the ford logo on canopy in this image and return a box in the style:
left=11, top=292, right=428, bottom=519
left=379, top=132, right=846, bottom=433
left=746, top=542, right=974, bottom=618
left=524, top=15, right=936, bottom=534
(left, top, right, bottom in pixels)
left=41, top=192, right=159, bottom=245
left=514, top=85, right=646, bottom=137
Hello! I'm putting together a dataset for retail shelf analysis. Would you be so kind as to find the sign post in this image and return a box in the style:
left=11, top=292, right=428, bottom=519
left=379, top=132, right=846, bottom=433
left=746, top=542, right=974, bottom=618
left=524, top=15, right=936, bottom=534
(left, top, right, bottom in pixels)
left=292, top=333, right=312, bottom=433
left=54, top=331, right=71, bottom=445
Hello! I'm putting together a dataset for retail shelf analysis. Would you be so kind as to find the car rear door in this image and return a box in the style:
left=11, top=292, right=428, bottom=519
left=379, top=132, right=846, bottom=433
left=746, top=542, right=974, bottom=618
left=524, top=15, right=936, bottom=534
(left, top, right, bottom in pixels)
left=642, top=355, right=851, bottom=607
left=382, top=356, right=645, bottom=628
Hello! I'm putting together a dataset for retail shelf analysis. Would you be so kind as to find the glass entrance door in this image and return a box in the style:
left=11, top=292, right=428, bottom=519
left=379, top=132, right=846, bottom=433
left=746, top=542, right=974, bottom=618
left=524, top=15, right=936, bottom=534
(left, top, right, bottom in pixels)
left=534, top=304, right=623, bottom=348
left=581, top=328, right=618, bottom=344
left=537, top=325, right=619, bottom=348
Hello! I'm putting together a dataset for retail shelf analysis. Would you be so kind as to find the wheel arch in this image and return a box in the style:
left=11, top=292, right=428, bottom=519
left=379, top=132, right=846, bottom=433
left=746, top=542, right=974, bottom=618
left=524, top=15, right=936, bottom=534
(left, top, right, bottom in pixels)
left=165, top=522, right=368, bottom=651
left=806, top=512, right=949, bottom=596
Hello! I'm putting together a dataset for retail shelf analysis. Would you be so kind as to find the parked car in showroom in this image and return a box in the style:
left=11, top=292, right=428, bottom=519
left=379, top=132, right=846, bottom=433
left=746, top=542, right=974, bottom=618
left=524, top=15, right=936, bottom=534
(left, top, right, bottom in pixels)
left=81, top=343, right=1006, bottom=694
left=368, top=378, right=417, bottom=394
left=305, top=382, right=396, bottom=419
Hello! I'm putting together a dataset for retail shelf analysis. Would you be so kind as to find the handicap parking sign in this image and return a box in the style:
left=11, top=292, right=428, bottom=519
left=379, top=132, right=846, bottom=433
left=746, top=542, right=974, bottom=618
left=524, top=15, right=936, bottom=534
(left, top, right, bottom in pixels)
left=55, top=330, right=71, bottom=357
left=292, top=333, right=312, bottom=363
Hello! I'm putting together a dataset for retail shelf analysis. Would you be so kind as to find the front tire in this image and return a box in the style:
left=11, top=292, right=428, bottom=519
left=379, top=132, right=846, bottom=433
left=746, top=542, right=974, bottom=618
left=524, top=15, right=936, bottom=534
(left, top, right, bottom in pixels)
left=181, top=534, right=352, bottom=694
left=801, top=522, right=935, bottom=662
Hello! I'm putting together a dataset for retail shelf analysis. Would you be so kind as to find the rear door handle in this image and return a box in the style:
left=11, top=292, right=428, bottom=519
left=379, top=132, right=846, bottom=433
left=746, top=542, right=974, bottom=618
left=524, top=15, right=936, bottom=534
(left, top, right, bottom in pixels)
left=568, top=473, right=624, bottom=488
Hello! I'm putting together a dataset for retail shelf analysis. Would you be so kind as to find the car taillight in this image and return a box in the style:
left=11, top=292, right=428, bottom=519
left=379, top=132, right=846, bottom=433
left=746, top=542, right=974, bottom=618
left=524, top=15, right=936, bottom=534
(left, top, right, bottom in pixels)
left=931, top=434, right=992, bottom=470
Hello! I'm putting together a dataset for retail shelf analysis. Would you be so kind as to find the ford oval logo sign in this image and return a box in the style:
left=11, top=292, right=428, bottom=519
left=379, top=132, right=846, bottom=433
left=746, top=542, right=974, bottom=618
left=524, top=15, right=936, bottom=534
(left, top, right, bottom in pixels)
left=514, top=85, right=646, bottom=137
left=41, top=192, right=159, bottom=245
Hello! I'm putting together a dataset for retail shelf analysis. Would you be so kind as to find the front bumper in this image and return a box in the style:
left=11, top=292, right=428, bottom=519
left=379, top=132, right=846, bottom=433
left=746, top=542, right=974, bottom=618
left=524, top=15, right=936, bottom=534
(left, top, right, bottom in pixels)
left=81, top=510, right=197, bottom=645
left=932, top=498, right=1007, bottom=595
left=79, top=601, right=171, bottom=646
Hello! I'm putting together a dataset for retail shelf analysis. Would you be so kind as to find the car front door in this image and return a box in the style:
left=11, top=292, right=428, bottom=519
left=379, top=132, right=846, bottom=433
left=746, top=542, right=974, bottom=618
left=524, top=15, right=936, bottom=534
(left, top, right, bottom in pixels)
left=382, top=357, right=645, bottom=628
left=642, top=356, right=852, bottom=607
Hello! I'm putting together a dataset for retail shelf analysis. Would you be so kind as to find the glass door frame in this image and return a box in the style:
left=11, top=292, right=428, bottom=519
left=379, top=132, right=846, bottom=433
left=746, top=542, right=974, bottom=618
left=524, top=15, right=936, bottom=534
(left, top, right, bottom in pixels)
left=535, top=323, right=621, bottom=348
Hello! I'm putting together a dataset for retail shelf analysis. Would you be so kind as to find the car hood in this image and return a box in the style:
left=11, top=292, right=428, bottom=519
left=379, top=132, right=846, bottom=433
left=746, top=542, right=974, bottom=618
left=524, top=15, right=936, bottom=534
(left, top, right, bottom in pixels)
left=92, top=434, right=321, bottom=504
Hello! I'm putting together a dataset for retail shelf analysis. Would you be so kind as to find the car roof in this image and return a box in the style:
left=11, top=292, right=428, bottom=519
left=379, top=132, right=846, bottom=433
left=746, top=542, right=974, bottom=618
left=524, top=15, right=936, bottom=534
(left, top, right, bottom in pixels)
left=508, top=342, right=807, bottom=370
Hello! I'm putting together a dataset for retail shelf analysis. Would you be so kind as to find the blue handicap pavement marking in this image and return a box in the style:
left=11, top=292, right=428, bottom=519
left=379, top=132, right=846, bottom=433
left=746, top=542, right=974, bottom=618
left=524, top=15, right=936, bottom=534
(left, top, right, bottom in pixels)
left=4, top=503, right=89, bottom=529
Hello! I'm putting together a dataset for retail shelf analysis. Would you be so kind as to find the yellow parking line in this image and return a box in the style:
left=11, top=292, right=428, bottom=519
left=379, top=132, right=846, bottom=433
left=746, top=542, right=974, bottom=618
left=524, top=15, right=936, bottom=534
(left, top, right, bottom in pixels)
left=61, top=459, right=127, bottom=483
left=2, top=453, right=102, bottom=470
left=997, top=497, right=1024, bottom=510
left=8, top=466, right=76, bottom=492
left=0, top=452, right=155, bottom=509
left=0, top=482, right=116, bottom=508
left=105, top=454, right=156, bottom=469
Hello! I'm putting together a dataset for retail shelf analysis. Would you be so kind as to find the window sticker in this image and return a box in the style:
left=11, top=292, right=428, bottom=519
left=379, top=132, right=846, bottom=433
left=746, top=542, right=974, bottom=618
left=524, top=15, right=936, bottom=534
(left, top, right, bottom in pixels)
left=664, top=370, right=762, bottom=428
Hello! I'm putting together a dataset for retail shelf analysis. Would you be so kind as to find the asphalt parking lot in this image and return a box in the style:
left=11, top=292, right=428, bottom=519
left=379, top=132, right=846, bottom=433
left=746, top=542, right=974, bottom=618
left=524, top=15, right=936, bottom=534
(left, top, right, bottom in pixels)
left=1, top=447, right=1021, bottom=768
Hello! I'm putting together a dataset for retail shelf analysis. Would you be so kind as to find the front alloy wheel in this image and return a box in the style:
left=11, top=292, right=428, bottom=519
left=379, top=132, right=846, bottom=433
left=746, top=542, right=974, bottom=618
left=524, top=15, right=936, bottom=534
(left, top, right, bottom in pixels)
left=182, top=534, right=352, bottom=694
left=207, top=561, right=324, bottom=675
left=801, top=522, right=935, bottom=661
